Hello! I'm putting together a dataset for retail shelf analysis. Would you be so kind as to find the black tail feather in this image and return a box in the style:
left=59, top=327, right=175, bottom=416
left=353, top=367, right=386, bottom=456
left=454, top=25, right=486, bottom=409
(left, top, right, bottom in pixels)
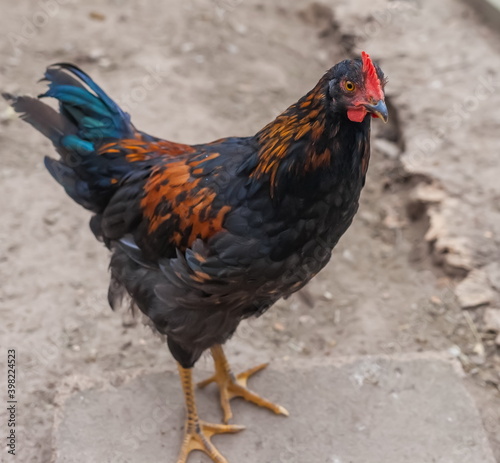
left=3, top=64, right=140, bottom=213
left=2, top=93, right=76, bottom=146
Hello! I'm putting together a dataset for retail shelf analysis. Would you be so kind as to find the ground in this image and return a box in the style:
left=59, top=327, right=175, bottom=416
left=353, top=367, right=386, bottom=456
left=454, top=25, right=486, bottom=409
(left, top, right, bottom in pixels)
left=0, top=0, right=499, bottom=462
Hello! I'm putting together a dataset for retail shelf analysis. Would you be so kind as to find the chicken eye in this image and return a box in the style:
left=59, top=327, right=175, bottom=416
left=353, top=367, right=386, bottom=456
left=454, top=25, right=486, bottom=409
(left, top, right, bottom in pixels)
left=344, top=81, right=356, bottom=92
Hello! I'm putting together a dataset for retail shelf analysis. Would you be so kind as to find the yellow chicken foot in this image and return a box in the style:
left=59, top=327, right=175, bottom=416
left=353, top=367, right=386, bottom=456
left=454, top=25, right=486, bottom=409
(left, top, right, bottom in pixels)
left=176, top=364, right=244, bottom=463
left=198, top=344, right=289, bottom=423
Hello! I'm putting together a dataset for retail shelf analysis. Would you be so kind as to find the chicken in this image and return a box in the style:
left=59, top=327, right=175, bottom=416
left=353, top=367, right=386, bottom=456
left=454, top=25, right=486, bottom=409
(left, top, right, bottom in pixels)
left=4, top=51, right=387, bottom=463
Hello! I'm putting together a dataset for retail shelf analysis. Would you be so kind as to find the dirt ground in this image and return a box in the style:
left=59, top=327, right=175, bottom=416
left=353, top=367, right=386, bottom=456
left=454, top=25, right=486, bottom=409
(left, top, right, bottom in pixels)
left=0, top=0, right=499, bottom=462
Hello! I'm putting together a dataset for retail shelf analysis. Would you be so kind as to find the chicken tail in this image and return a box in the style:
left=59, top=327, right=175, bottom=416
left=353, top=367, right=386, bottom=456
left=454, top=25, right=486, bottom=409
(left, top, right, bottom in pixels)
left=3, top=63, right=140, bottom=213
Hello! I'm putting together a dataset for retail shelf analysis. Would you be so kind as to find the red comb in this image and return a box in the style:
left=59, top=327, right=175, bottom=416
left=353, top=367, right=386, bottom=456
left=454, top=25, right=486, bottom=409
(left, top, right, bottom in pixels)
left=361, top=51, right=384, bottom=101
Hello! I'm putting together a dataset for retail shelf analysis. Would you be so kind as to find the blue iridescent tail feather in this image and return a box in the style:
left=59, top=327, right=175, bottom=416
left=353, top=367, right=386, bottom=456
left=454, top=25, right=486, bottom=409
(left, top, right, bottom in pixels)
left=2, top=64, right=139, bottom=212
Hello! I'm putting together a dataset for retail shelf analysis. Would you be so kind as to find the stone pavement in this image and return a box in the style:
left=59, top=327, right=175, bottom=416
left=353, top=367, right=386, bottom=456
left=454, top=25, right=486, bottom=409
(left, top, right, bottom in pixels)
left=52, top=353, right=496, bottom=463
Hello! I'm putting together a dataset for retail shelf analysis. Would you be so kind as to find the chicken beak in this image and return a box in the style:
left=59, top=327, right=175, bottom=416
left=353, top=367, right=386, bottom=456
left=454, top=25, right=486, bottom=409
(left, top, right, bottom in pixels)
left=364, top=100, right=388, bottom=123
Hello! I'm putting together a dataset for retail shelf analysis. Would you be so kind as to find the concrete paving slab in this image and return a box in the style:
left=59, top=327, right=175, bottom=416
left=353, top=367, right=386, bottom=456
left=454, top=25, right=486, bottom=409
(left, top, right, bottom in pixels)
left=52, top=354, right=496, bottom=463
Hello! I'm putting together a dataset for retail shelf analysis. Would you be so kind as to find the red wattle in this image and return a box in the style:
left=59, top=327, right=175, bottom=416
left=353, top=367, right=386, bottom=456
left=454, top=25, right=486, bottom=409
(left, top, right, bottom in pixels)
left=347, top=107, right=367, bottom=122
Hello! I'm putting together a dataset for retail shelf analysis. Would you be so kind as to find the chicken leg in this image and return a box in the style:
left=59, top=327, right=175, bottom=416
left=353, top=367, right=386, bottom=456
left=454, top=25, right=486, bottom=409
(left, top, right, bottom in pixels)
left=198, top=344, right=289, bottom=423
left=176, top=364, right=244, bottom=463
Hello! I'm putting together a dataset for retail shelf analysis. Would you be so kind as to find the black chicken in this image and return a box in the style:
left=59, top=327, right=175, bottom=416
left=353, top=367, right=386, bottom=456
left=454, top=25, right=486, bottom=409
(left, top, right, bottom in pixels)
left=4, top=51, right=387, bottom=462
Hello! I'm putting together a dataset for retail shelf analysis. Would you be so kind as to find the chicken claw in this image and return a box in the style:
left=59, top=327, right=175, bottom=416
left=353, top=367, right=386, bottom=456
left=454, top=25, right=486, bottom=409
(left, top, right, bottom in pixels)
left=176, top=364, right=244, bottom=463
left=177, top=419, right=244, bottom=463
left=198, top=345, right=289, bottom=423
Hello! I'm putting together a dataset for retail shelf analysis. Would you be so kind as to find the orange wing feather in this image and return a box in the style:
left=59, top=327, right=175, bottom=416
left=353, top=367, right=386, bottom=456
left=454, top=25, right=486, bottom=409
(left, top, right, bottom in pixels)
left=98, top=138, right=196, bottom=161
left=140, top=153, right=231, bottom=249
